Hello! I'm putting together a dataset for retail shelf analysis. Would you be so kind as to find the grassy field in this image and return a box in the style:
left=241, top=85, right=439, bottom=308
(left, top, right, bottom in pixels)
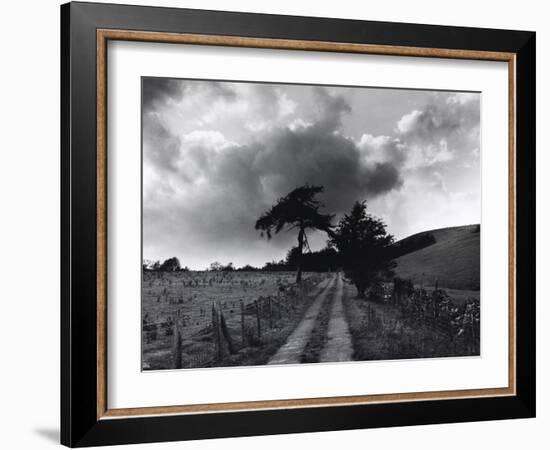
left=393, top=224, right=480, bottom=291
left=143, top=223, right=481, bottom=370
left=343, top=281, right=479, bottom=360
left=419, top=285, right=480, bottom=305
left=142, top=270, right=329, bottom=370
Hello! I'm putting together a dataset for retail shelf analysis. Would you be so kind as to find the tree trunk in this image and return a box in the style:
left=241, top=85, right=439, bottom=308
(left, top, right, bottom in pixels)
left=296, top=227, right=304, bottom=284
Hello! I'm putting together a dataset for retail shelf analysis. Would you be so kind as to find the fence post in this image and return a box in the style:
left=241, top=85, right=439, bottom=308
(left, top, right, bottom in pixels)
left=255, top=300, right=262, bottom=340
left=172, top=318, right=182, bottom=369
left=220, top=311, right=235, bottom=354
left=366, top=304, right=370, bottom=325
left=269, top=296, right=273, bottom=329
left=212, top=302, right=222, bottom=361
left=240, top=299, right=246, bottom=347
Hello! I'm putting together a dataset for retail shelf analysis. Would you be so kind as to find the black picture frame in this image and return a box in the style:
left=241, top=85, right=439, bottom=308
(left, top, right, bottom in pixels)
left=61, top=1, right=535, bottom=447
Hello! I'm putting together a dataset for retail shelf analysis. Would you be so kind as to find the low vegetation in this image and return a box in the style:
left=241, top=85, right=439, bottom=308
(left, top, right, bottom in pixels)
left=343, top=279, right=480, bottom=360
left=143, top=184, right=481, bottom=369
left=142, top=270, right=330, bottom=370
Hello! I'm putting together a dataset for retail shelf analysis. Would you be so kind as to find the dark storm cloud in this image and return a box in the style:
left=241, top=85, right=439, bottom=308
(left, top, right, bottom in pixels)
left=142, top=86, right=407, bottom=269
left=142, top=80, right=479, bottom=268
left=251, top=122, right=403, bottom=213
left=145, top=85, right=404, bottom=215
left=364, top=162, right=402, bottom=194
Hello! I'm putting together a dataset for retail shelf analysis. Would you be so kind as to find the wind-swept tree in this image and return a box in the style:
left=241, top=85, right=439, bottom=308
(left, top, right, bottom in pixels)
left=255, top=185, right=334, bottom=283
left=330, top=201, right=395, bottom=299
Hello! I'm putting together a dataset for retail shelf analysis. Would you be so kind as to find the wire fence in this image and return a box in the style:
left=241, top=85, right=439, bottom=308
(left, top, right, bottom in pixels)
left=390, top=277, right=480, bottom=354
left=142, top=272, right=327, bottom=369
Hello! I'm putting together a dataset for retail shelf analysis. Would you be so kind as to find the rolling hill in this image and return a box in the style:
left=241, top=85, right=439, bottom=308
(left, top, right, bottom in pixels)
left=392, top=224, right=480, bottom=291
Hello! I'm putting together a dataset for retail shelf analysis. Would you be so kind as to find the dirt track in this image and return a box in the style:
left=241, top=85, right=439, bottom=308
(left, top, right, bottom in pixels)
left=269, top=273, right=354, bottom=365
left=268, top=275, right=336, bottom=365
left=319, top=273, right=353, bottom=362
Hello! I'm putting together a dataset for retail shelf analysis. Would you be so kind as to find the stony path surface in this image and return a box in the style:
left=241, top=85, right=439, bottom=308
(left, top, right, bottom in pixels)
left=268, top=275, right=336, bottom=365
left=319, top=273, right=354, bottom=362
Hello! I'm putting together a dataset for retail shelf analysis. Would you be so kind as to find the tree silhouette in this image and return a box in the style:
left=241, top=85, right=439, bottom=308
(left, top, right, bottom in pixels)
left=330, top=201, right=395, bottom=298
left=255, top=185, right=334, bottom=283
left=209, top=261, right=223, bottom=271
left=159, top=257, right=181, bottom=272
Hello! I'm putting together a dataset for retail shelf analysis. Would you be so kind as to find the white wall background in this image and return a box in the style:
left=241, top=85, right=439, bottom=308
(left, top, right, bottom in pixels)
left=0, top=0, right=545, bottom=448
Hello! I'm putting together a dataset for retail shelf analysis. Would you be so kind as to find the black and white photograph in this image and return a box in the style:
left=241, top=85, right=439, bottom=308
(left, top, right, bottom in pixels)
left=141, top=78, right=481, bottom=370
left=0, top=0, right=541, bottom=447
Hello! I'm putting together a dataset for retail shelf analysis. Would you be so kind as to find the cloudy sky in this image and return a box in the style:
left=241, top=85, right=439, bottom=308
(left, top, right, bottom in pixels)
left=142, top=78, right=480, bottom=270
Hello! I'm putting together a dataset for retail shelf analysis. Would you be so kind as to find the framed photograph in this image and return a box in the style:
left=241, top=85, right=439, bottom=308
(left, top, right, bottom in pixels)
left=61, top=2, right=535, bottom=447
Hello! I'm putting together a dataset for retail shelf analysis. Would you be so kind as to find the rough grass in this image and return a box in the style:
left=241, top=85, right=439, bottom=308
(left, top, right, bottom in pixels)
left=420, top=286, right=480, bottom=305
left=343, top=283, right=473, bottom=361
left=300, top=283, right=336, bottom=363
left=142, top=271, right=329, bottom=370
left=207, top=294, right=320, bottom=368
left=393, top=224, right=480, bottom=290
